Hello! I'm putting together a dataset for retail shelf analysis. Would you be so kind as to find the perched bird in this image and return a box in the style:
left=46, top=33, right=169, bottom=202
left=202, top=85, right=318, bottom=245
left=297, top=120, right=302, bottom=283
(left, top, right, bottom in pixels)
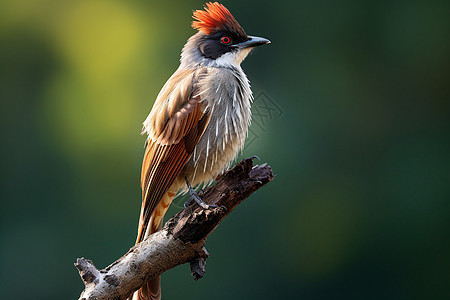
left=133, top=2, right=270, bottom=300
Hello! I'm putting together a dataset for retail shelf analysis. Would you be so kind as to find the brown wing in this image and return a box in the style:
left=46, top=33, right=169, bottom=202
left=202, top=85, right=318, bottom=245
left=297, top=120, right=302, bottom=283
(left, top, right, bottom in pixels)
left=136, top=68, right=209, bottom=243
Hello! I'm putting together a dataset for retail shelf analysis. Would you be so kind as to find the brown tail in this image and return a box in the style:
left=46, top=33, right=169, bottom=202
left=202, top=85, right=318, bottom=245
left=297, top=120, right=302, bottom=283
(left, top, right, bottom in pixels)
left=134, top=192, right=174, bottom=300
left=136, top=276, right=161, bottom=300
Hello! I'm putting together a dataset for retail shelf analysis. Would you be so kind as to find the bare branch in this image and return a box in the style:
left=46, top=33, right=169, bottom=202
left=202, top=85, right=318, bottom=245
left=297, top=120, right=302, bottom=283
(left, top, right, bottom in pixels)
left=75, top=158, right=274, bottom=300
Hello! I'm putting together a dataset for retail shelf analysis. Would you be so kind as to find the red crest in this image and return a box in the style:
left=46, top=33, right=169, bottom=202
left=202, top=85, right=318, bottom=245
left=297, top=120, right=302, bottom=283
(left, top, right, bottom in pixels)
left=192, top=2, right=246, bottom=38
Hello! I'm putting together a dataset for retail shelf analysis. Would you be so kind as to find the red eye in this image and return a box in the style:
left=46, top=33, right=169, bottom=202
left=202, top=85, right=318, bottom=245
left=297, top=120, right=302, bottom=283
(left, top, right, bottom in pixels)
left=221, top=36, right=231, bottom=44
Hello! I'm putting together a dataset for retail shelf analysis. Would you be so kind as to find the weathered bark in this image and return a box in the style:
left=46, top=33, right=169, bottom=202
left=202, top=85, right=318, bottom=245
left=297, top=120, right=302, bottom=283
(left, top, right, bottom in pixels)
left=75, top=158, right=274, bottom=300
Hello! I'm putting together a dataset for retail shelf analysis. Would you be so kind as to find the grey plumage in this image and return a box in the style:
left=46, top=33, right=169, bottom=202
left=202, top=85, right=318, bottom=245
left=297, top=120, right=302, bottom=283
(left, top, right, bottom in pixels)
left=142, top=32, right=254, bottom=192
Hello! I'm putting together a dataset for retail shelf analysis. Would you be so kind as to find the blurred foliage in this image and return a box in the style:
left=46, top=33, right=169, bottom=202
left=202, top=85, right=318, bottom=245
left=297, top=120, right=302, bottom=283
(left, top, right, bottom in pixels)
left=1, top=0, right=449, bottom=299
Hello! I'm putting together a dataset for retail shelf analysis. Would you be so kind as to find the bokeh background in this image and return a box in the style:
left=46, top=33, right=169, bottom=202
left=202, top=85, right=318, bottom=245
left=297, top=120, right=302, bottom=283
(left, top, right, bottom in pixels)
left=1, top=0, right=449, bottom=299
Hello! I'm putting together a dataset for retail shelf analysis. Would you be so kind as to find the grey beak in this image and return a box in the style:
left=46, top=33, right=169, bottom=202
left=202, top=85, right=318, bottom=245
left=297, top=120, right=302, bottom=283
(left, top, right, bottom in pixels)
left=235, top=36, right=271, bottom=49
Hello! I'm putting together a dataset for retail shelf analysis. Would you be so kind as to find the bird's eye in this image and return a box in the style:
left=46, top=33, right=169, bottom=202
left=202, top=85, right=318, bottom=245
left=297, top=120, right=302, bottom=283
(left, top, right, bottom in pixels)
left=220, top=36, right=231, bottom=44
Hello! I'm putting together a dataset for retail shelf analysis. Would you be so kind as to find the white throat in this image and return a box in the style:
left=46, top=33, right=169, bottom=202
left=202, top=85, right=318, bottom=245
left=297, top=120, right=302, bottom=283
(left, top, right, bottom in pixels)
left=214, top=48, right=252, bottom=68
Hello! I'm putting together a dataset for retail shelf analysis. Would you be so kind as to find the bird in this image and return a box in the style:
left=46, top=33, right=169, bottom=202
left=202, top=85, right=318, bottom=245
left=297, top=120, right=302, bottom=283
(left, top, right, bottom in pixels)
left=132, top=2, right=270, bottom=300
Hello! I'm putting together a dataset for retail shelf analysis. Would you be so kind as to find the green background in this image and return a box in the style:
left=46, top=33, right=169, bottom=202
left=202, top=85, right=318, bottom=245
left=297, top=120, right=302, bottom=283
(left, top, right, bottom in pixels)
left=1, top=0, right=449, bottom=299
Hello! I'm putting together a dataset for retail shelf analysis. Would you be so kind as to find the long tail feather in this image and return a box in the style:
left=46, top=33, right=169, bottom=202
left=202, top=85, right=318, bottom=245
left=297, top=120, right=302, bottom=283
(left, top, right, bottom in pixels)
left=133, top=192, right=175, bottom=300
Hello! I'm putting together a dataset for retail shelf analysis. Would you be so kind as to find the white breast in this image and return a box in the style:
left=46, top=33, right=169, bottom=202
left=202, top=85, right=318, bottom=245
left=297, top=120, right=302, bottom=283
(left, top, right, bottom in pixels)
left=180, top=66, right=253, bottom=188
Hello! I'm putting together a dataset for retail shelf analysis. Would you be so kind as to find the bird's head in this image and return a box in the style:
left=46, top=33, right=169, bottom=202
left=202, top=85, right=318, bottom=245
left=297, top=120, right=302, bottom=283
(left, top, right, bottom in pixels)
left=181, top=2, right=270, bottom=69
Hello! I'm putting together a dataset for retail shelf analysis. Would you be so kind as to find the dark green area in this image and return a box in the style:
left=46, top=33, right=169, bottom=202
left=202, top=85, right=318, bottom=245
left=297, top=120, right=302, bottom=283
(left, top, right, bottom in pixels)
left=1, top=0, right=449, bottom=299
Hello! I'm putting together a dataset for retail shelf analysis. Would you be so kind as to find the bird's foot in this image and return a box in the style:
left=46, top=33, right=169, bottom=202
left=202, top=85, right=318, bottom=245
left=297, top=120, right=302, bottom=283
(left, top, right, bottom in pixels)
left=184, top=178, right=217, bottom=210
left=183, top=188, right=205, bottom=208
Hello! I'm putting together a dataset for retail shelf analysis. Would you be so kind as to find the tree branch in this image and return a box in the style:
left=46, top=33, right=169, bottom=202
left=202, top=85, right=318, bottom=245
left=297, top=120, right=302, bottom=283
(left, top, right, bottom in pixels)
left=75, top=158, right=274, bottom=300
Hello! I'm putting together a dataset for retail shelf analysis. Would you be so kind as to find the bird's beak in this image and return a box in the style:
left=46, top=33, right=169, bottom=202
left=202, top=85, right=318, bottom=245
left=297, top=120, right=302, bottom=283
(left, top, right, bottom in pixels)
left=235, top=36, right=271, bottom=49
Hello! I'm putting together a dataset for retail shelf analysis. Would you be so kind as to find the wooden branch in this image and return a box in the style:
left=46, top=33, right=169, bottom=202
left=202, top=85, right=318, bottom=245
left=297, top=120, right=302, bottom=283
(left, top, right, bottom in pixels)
left=75, top=158, right=274, bottom=300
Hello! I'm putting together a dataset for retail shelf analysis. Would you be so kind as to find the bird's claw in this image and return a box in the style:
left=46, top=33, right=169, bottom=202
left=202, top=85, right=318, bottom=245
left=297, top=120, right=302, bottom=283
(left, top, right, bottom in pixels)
left=185, top=177, right=216, bottom=210
left=184, top=199, right=193, bottom=208
left=248, top=155, right=260, bottom=161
